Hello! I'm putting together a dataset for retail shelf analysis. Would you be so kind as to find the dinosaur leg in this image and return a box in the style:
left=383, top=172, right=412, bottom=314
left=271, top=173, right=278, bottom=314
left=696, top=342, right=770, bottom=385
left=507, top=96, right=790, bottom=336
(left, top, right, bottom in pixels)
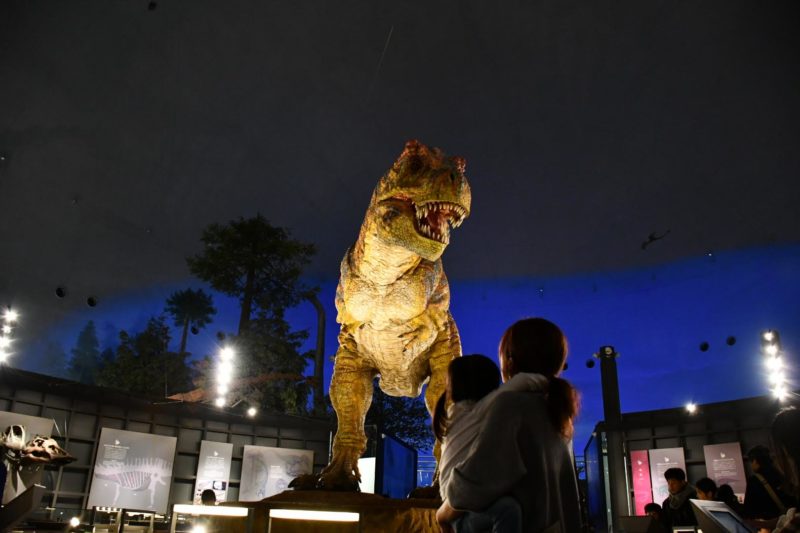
left=318, top=348, right=376, bottom=491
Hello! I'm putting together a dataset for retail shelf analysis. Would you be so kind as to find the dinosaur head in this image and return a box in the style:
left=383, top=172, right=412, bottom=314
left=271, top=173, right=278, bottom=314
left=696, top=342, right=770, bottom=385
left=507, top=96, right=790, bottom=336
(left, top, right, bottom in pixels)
left=369, top=140, right=471, bottom=262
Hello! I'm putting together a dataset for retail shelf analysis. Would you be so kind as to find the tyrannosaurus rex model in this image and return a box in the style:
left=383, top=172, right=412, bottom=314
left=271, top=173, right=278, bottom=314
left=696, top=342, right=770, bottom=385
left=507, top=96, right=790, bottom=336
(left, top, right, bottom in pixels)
left=296, top=140, right=471, bottom=492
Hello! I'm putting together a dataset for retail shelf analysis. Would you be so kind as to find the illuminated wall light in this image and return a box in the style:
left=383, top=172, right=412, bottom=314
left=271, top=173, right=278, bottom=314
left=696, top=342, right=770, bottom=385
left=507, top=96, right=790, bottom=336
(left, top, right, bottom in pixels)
left=686, top=402, right=697, bottom=414
left=215, top=397, right=226, bottom=407
left=765, top=344, right=779, bottom=356
left=269, top=509, right=360, bottom=522
left=172, top=504, right=248, bottom=517
left=773, top=385, right=788, bottom=401
left=247, top=407, right=257, bottom=417
left=69, top=517, right=81, bottom=527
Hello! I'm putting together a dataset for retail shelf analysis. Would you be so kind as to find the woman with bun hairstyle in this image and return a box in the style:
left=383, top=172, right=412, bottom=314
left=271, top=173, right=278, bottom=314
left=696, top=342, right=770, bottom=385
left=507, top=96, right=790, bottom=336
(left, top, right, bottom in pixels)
left=437, top=317, right=582, bottom=533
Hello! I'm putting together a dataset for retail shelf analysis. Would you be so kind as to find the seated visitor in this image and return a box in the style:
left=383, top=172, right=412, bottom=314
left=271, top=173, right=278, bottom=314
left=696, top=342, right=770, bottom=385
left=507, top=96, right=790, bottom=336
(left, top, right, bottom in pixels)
left=436, top=317, right=582, bottom=533
left=433, top=354, right=520, bottom=532
left=695, top=477, right=718, bottom=501
left=717, top=484, right=744, bottom=515
left=201, top=488, right=217, bottom=505
left=770, top=408, right=800, bottom=533
left=644, top=502, right=663, bottom=521
left=660, top=467, right=698, bottom=528
left=744, top=444, right=796, bottom=521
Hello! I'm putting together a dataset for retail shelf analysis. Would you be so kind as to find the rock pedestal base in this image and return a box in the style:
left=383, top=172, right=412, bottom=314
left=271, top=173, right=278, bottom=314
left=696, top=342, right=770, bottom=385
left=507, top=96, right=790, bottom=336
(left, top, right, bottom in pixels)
left=244, top=490, right=440, bottom=533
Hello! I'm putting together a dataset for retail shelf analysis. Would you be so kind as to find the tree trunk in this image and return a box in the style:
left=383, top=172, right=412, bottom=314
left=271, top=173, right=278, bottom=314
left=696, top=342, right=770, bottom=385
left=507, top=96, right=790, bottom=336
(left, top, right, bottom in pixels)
left=179, top=318, right=189, bottom=354
left=238, top=266, right=255, bottom=335
left=306, top=293, right=326, bottom=414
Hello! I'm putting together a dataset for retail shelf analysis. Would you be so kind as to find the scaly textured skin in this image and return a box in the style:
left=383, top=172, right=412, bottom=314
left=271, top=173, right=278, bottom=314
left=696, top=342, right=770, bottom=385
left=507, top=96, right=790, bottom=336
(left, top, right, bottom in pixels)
left=316, top=140, right=471, bottom=491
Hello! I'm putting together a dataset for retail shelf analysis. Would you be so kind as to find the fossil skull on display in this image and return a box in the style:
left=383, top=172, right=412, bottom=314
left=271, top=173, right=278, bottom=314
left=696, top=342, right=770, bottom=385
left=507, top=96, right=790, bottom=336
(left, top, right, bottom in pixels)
left=21, top=435, right=76, bottom=466
left=0, top=425, right=27, bottom=453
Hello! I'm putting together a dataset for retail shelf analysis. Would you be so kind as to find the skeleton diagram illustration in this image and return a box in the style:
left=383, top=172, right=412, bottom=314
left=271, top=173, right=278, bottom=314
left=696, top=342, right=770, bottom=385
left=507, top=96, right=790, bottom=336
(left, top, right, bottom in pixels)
left=93, top=457, right=172, bottom=509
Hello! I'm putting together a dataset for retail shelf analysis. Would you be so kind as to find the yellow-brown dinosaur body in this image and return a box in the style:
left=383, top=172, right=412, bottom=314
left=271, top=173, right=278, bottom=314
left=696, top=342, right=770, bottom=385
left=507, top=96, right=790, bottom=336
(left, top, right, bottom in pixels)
left=315, top=140, right=471, bottom=491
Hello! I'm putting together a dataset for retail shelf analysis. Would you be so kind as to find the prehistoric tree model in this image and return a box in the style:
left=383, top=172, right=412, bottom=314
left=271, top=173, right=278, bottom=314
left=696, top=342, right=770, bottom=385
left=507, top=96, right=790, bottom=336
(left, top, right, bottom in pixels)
left=68, top=320, right=102, bottom=384
left=97, top=316, right=193, bottom=397
left=164, top=288, right=216, bottom=354
left=187, top=214, right=315, bottom=334
left=294, top=140, right=471, bottom=490
left=187, top=215, right=317, bottom=414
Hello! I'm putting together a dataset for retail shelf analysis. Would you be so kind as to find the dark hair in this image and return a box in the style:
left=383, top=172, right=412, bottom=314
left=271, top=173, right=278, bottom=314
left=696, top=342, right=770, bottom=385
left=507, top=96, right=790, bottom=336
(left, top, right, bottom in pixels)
left=717, top=484, right=739, bottom=508
left=201, top=488, right=216, bottom=504
left=747, top=444, right=774, bottom=467
left=432, top=354, right=501, bottom=441
left=644, top=502, right=662, bottom=513
left=664, top=467, right=686, bottom=482
left=498, top=317, right=579, bottom=439
left=772, top=407, right=800, bottom=498
left=695, top=477, right=717, bottom=494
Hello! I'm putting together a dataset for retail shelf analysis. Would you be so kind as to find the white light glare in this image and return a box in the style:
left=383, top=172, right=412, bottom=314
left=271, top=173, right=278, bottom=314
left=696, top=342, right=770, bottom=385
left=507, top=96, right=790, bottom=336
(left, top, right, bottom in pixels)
left=220, top=347, right=234, bottom=360
left=0, top=337, right=10, bottom=349
left=247, top=407, right=257, bottom=417
left=765, top=344, right=779, bottom=356
left=686, top=402, right=697, bottom=414
left=217, top=384, right=229, bottom=395
left=763, top=331, right=775, bottom=342
left=215, top=397, right=226, bottom=407
left=0, top=350, right=8, bottom=363
left=766, top=357, right=783, bottom=371
left=773, top=385, right=788, bottom=401
left=69, top=516, right=81, bottom=527
left=191, top=526, right=207, bottom=533
left=1, top=325, right=10, bottom=335
left=3, top=309, right=18, bottom=323
left=769, top=371, right=786, bottom=385
left=269, top=509, right=360, bottom=522
left=218, top=361, right=233, bottom=380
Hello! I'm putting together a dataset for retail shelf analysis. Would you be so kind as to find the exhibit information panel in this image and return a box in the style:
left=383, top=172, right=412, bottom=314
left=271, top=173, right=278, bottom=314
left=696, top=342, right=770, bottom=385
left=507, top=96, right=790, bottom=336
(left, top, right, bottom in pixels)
left=703, top=442, right=746, bottom=502
left=630, top=450, right=653, bottom=515
left=239, top=445, right=313, bottom=501
left=648, top=447, right=686, bottom=504
left=87, top=428, right=177, bottom=513
left=193, top=440, right=233, bottom=504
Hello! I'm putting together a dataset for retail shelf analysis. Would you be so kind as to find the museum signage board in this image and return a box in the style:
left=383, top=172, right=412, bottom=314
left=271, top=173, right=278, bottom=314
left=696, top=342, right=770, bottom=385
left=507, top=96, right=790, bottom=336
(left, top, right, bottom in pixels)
left=630, top=450, right=653, bottom=515
left=703, top=442, right=746, bottom=502
left=648, top=447, right=686, bottom=504
left=238, top=445, right=313, bottom=501
left=87, top=428, right=177, bottom=513
left=193, top=440, right=233, bottom=504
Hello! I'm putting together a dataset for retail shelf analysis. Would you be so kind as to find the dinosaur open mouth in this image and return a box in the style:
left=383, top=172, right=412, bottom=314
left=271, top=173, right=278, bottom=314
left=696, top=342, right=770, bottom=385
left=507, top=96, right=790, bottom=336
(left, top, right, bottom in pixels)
left=413, top=201, right=467, bottom=245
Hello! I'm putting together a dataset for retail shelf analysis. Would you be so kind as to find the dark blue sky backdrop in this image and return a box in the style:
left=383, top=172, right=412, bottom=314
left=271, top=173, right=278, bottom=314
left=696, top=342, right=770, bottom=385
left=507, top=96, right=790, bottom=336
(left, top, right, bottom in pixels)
left=29, top=243, right=800, bottom=453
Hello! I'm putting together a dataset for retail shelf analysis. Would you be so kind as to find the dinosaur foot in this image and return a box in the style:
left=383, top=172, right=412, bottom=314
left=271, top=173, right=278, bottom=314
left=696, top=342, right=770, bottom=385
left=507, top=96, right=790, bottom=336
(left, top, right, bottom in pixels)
left=288, top=474, right=320, bottom=491
left=289, top=451, right=362, bottom=492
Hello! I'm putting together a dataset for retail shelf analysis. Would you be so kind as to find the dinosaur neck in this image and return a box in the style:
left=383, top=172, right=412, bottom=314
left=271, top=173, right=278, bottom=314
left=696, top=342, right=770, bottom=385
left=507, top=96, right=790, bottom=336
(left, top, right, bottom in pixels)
left=353, top=224, right=422, bottom=285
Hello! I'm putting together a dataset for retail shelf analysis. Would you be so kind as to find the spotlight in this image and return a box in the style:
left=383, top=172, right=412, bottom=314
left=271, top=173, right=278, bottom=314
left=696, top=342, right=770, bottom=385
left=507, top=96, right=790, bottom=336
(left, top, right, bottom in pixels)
left=247, top=407, right=257, bottom=417
left=0, top=350, right=8, bottom=363
left=763, top=331, right=775, bottom=342
left=768, top=371, right=785, bottom=385
left=191, top=526, right=206, bottom=533
left=217, top=384, right=228, bottom=395
left=4, top=309, right=18, bottom=323
left=215, top=397, right=225, bottom=407
left=686, top=402, right=697, bottom=414
left=0, top=337, right=9, bottom=349
left=1, top=325, right=10, bottom=335
left=69, top=517, right=81, bottom=527
left=220, top=347, right=234, bottom=360
left=773, top=385, right=788, bottom=402
left=765, top=344, right=779, bottom=356
left=766, top=357, right=783, bottom=371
